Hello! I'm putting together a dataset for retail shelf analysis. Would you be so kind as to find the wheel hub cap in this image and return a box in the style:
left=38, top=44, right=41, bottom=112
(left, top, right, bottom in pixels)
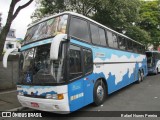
left=97, top=85, right=104, bottom=100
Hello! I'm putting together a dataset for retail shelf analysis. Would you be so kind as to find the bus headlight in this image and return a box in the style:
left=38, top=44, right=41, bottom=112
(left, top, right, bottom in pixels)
left=18, top=91, right=24, bottom=96
left=46, top=94, right=64, bottom=100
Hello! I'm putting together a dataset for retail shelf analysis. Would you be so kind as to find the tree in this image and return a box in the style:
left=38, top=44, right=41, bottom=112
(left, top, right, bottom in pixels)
left=0, top=13, right=2, bottom=27
left=93, top=0, right=141, bottom=32
left=0, top=0, right=33, bottom=59
left=125, top=26, right=151, bottom=47
left=138, top=0, right=160, bottom=49
left=32, top=0, right=102, bottom=19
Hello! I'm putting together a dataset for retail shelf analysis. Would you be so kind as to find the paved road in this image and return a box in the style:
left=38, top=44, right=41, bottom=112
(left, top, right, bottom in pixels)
left=1, top=74, right=160, bottom=120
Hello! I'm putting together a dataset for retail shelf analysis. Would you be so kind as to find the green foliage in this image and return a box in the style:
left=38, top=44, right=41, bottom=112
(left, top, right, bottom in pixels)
left=33, top=0, right=101, bottom=19
left=93, top=0, right=141, bottom=31
left=139, top=1, right=159, bottom=29
left=125, top=26, right=151, bottom=47
left=138, top=0, right=160, bottom=49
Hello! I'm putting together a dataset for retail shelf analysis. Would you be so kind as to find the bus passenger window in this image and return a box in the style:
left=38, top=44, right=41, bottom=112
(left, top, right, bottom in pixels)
left=141, top=46, right=145, bottom=54
left=107, top=31, right=118, bottom=48
left=132, top=42, right=138, bottom=53
left=127, top=40, right=133, bottom=52
left=70, top=17, right=90, bottom=43
left=118, top=36, right=126, bottom=50
left=107, top=31, right=113, bottom=47
left=112, top=33, right=118, bottom=48
left=83, top=49, right=93, bottom=74
left=69, top=45, right=82, bottom=80
left=99, top=28, right=107, bottom=46
left=137, top=44, right=142, bottom=53
left=90, top=24, right=100, bottom=45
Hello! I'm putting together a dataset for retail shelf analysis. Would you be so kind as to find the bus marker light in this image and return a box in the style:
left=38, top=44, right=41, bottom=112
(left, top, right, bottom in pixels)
left=84, top=78, right=89, bottom=80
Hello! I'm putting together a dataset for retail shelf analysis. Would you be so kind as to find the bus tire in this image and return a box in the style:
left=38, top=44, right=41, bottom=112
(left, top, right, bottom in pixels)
left=136, top=71, right=142, bottom=84
left=93, top=79, right=106, bottom=106
left=155, top=68, right=158, bottom=75
left=141, top=70, right=144, bottom=81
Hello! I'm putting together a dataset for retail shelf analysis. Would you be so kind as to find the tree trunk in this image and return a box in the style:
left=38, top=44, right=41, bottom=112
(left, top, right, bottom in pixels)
left=0, top=22, right=12, bottom=60
left=0, top=0, right=33, bottom=60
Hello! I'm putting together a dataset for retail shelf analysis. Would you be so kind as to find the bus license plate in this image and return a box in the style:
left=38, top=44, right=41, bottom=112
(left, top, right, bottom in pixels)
left=31, top=102, right=39, bottom=107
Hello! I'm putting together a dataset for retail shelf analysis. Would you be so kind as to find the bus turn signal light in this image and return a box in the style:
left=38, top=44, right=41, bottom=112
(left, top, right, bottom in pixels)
left=57, top=94, right=64, bottom=100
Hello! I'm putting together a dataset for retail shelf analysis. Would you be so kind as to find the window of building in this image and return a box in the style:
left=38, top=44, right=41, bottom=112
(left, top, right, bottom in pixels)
left=69, top=45, right=82, bottom=80
left=6, top=43, right=14, bottom=49
left=70, top=17, right=90, bottom=43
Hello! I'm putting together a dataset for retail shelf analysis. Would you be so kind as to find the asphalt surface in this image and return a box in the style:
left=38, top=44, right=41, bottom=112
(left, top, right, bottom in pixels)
left=0, top=74, right=160, bottom=120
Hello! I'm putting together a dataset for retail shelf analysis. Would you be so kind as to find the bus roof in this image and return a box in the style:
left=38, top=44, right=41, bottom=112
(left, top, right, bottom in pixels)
left=28, top=11, right=144, bottom=46
left=146, top=51, right=160, bottom=53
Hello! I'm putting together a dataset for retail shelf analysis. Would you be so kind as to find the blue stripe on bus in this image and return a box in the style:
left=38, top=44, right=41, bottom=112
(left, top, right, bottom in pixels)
left=70, top=39, right=140, bottom=60
left=21, top=38, right=53, bottom=51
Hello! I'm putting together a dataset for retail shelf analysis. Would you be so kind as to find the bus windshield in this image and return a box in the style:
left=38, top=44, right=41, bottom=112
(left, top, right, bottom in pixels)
left=19, top=44, right=65, bottom=85
left=24, top=14, right=68, bottom=44
left=146, top=52, right=153, bottom=67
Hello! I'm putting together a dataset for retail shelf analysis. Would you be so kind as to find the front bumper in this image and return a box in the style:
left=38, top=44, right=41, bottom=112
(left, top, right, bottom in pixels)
left=148, top=68, right=157, bottom=74
left=17, top=94, right=70, bottom=113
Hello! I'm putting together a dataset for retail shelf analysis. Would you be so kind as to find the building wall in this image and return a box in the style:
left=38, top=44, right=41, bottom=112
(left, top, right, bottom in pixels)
left=0, top=55, right=19, bottom=90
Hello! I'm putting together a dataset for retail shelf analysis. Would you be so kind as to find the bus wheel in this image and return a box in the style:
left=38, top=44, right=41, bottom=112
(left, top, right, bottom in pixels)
left=93, top=80, right=106, bottom=106
left=155, top=68, right=158, bottom=75
left=136, top=71, right=142, bottom=84
left=141, top=71, right=144, bottom=81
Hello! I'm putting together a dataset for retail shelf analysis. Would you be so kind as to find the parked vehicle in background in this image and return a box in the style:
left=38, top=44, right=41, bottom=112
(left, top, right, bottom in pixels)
left=146, top=51, right=160, bottom=75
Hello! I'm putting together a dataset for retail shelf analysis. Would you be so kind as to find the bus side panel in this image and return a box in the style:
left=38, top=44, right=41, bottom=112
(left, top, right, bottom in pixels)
left=156, top=60, right=160, bottom=72
left=71, top=39, right=147, bottom=96
left=68, top=79, right=84, bottom=112
left=68, top=73, right=105, bottom=112
left=142, top=59, right=148, bottom=76
left=91, top=46, right=146, bottom=94
left=83, top=73, right=96, bottom=106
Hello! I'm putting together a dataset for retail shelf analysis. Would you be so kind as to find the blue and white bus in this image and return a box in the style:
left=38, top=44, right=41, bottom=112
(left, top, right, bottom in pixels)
left=3, top=12, right=147, bottom=113
left=146, top=51, right=160, bottom=74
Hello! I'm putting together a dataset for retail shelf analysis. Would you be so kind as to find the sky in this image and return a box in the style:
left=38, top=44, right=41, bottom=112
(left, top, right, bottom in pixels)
left=0, top=0, right=36, bottom=39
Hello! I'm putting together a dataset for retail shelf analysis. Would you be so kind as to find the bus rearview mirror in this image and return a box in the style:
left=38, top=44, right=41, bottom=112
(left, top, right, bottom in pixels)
left=3, top=48, right=17, bottom=68
left=50, top=34, right=68, bottom=60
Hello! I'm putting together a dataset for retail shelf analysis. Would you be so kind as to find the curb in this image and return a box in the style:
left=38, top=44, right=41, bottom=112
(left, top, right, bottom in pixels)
left=7, top=107, right=28, bottom=112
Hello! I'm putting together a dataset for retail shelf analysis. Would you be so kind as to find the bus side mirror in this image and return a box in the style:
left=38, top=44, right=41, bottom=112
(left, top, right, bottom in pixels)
left=50, top=34, right=68, bottom=60
left=3, top=48, right=17, bottom=68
